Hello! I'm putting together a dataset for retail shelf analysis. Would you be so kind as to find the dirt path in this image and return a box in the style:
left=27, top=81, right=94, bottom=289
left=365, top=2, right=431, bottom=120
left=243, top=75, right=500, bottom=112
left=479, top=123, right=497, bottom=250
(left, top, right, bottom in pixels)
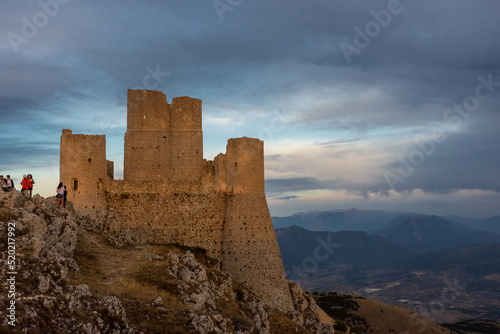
left=70, top=223, right=151, bottom=295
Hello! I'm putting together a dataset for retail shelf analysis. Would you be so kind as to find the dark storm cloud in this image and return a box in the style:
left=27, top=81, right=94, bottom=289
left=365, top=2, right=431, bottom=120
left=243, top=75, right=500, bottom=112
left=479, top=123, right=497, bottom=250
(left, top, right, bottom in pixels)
left=273, top=195, right=301, bottom=201
left=4, top=0, right=498, bottom=109
left=1, top=0, right=499, bottom=214
left=0, top=138, right=58, bottom=169
left=266, top=177, right=341, bottom=193
left=383, top=121, right=500, bottom=193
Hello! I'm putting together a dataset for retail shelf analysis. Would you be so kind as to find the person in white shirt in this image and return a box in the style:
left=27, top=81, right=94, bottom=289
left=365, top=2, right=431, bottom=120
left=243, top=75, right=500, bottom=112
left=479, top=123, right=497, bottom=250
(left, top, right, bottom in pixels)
left=6, top=175, right=13, bottom=189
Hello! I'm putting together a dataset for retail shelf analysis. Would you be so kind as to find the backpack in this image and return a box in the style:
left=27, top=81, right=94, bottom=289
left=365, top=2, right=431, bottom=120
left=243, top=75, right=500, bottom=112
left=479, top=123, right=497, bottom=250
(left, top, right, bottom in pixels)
left=10, top=178, right=14, bottom=189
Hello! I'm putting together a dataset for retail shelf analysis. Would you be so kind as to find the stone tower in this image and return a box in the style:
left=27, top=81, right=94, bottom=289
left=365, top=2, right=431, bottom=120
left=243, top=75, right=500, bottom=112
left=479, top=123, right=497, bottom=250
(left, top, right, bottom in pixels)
left=59, top=89, right=294, bottom=311
left=60, top=129, right=113, bottom=214
left=222, top=137, right=294, bottom=310
left=124, top=90, right=203, bottom=181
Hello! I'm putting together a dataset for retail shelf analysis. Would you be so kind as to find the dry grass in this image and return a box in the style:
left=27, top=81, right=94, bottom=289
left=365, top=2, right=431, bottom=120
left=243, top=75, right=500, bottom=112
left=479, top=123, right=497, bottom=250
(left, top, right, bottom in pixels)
left=268, top=309, right=312, bottom=334
left=311, top=292, right=454, bottom=334
left=69, top=224, right=322, bottom=334
left=70, top=227, right=197, bottom=332
left=352, top=296, right=451, bottom=334
left=104, top=277, right=183, bottom=308
left=69, top=226, right=273, bottom=333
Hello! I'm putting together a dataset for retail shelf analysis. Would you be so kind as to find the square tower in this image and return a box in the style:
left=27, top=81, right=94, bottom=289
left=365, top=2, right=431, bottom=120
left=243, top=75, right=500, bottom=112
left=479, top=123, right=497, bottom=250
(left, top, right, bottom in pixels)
left=124, top=90, right=203, bottom=181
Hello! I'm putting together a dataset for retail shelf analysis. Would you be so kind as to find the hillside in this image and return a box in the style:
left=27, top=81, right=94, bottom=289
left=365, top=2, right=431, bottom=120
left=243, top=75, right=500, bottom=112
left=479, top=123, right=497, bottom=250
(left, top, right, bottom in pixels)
left=363, top=243, right=500, bottom=323
left=0, top=190, right=334, bottom=333
left=273, top=209, right=500, bottom=238
left=276, top=226, right=414, bottom=272
left=310, top=292, right=450, bottom=334
left=443, top=320, right=500, bottom=334
left=445, top=215, right=500, bottom=236
left=374, top=213, right=500, bottom=254
left=277, top=225, right=500, bottom=324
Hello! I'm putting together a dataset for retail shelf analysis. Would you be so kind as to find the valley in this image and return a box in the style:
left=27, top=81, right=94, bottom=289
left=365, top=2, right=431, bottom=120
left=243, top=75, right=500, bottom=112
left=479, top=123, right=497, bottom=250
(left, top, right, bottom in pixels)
left=274, top=209, right=500, bottom=325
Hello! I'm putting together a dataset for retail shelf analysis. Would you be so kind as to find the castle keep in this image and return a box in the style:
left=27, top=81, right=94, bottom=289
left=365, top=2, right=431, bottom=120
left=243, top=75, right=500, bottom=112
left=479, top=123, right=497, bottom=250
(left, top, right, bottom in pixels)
left=60, top=89, right=294, bottom=310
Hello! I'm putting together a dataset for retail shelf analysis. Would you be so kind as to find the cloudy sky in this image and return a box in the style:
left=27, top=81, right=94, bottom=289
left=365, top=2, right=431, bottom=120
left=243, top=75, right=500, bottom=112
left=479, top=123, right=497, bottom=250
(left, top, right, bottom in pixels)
left=1, top=0, right=499, bottom=218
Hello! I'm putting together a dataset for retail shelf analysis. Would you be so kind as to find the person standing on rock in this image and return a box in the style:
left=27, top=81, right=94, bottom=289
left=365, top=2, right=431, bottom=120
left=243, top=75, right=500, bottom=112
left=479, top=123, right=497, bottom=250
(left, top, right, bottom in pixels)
left=21, top=175, right=30, bottom=196
left=63, top=185, right=68, bottom=208
left=27, top=174, right=34, bottom=198
left=56, top=182, right=66, bottom=208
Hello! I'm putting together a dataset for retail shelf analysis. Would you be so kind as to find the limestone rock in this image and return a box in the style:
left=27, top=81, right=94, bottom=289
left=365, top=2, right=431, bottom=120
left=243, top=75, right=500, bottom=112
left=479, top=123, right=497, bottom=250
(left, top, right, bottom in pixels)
left=289, top=282, right=335, bottom=334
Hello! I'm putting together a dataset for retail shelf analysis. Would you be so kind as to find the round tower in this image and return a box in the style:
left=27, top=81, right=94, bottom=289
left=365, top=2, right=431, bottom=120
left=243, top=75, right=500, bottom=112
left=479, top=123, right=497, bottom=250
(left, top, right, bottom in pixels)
left=221, top=137, right=294, bottom=310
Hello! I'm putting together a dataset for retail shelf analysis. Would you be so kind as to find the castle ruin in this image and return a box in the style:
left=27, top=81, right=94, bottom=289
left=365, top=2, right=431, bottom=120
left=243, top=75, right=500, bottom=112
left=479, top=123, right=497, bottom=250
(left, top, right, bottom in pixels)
left=60, top=89, right=294, bottom=310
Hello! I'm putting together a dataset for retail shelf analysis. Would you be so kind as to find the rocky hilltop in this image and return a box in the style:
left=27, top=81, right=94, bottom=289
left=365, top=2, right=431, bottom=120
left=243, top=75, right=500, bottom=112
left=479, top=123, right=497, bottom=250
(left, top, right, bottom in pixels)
left=0, top=190, right=334, bottom=333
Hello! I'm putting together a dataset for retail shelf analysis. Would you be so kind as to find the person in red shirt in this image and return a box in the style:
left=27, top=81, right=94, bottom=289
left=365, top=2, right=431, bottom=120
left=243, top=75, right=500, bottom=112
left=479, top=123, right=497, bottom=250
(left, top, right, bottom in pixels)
left=27, top=174, right=34, bottom=198
left=21, top=175, right=31, bottom=196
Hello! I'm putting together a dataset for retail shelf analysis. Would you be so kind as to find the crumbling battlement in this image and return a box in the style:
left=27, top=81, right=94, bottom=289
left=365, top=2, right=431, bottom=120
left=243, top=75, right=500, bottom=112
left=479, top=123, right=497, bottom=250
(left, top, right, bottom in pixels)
left=60, top=89, right=294, bottom=311
left=124, top=90, right=203, bottom=182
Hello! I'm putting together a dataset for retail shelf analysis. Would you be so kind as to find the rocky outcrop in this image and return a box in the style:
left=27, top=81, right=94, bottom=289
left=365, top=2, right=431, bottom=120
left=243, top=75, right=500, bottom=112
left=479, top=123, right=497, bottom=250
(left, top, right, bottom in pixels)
left=289, top=283, right=336, bottom=334
left=0, top=191, right=138, bottom=333
left=0, top=190, right=333, bottom=333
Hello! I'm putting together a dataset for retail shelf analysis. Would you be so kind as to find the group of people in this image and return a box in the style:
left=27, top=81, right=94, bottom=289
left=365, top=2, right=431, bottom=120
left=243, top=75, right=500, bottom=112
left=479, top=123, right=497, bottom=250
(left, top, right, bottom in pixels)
left=1, top=174, right=68, bottom=208
left=1, top=174, right=35, bottom=198
left=0, top=175, right=15, bottom=191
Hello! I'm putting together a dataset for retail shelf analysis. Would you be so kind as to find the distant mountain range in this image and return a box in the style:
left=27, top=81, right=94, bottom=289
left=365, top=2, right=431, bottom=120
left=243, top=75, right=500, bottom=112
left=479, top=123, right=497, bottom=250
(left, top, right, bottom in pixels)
left=277, top=221, right=500, bottom=280
left=272, top=208, right=401, bottom=233
left=374, top=213, right=500, bottom=254
left=276, top=226, right=414, bottom=270
left=396, top=243, right=500, bottom=275
left=445, top=214, right=500, bottom=235
left=272, top=208, right=500, bottom=236
left=274, top=209, right=500, bottom=323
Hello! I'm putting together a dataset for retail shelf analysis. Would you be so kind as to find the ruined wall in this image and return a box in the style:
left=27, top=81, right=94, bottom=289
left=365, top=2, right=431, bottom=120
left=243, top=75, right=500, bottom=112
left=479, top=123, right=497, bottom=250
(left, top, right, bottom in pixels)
left=60, top=129, right=108, bottom=214
left=103, top=140, right=294, bottom=310
left=169, top=96, right=204, bottom=181
left=106, top=160, right=114, bottom=179
left=104, top=179, right=226, bottom=259
left=124, top=90, right=203, bottom=182
left=221, top=138, right=294, bottom=310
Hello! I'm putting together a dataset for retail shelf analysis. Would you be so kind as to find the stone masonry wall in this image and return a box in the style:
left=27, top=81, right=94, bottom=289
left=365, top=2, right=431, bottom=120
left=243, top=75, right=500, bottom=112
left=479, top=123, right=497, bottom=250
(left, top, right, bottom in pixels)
left=59, top=90, right=295, bottom=311
left=124, top=90, right=203, bottom=181
left=222, top=138, right=294, bottom=310
left=104, top=179, right=226, bottom=260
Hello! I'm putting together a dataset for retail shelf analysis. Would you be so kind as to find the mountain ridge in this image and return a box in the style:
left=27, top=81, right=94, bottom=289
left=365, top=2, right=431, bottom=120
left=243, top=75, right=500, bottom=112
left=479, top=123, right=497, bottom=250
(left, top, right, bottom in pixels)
left=273, top=208, right=500, bottom=237
left=374, top=213, right=500, bottom=254
left=272, top=208, right=401, bottom=233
